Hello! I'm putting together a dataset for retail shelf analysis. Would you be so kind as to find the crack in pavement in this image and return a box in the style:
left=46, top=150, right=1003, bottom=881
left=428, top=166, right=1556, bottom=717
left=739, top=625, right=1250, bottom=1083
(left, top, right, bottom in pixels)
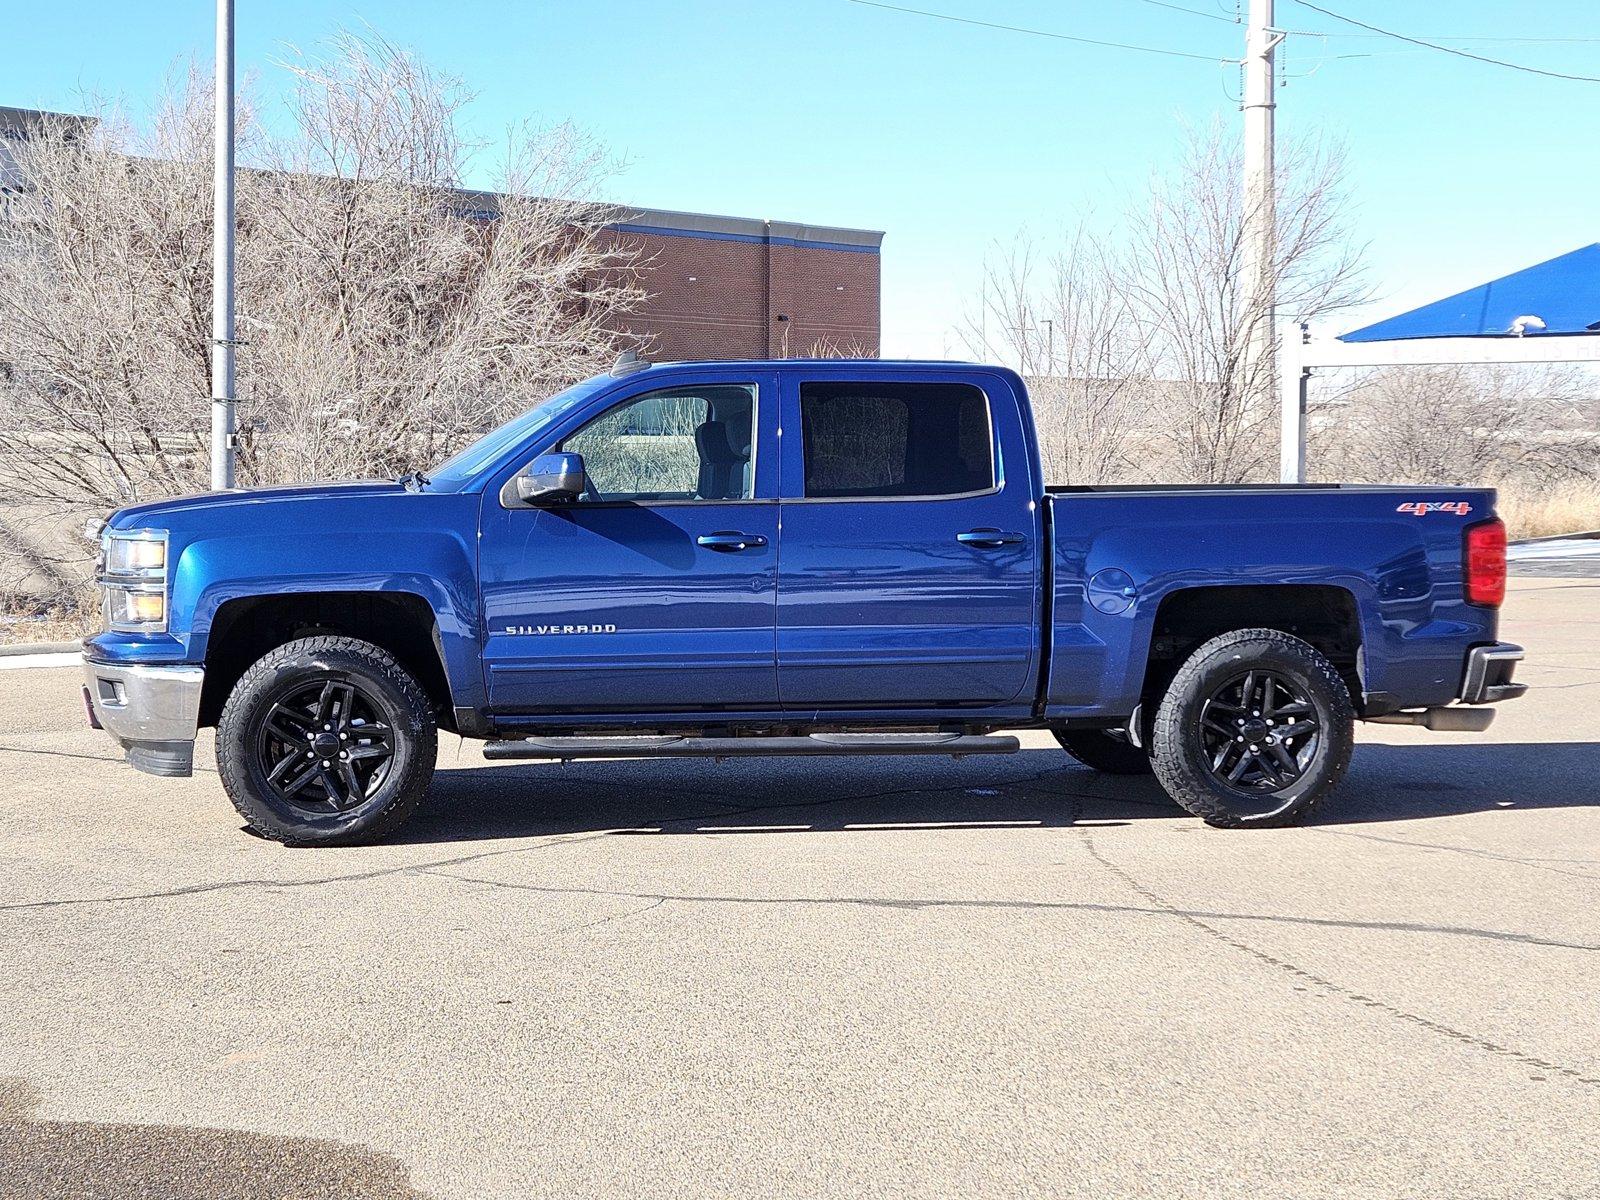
left=0, top=743, right=222, bottom=774
left=0, top=765, right=1101, bottom=916
left=1312, top=826, right=1600, bottom=883
left=1073, top=832, right=1600, bottom=1090
left=0, top=828, right=629, bottom=914
left=16, top=750, right=1588, bottom=929
left=554, top=895, right=667, bottom=937
left=417, top=868, right=1600, bottom=952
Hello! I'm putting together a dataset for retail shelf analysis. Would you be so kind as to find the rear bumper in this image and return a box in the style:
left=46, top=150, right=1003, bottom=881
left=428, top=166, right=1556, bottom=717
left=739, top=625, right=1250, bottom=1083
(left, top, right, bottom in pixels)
left=1460, top=642, right=1526, bottom=705
left=81, top=655, right=204, bottom=777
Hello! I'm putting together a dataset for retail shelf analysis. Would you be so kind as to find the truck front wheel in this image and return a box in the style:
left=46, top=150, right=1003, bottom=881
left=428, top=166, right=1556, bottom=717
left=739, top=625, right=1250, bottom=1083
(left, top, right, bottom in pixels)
left=217, top=636, right=437, bottom=846
left=1149, top=629, right=1353, bottom=828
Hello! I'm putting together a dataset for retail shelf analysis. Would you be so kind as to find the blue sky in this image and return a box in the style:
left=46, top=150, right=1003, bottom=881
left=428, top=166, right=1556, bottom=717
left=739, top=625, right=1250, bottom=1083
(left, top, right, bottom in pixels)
left=9, top=1, right=1600, bottom=357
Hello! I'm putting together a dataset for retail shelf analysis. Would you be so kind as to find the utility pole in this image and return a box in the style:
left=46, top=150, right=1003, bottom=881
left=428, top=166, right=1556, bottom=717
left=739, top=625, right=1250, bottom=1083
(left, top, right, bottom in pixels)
left=1240, top=0, right=1283, bottom=420
left=210, top=0, right=237, bottom=490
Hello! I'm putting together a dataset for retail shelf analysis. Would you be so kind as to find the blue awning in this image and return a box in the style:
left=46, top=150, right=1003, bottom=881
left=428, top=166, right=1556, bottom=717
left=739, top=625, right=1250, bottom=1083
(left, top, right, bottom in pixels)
left=1340, top=243, right=1600, bottom=342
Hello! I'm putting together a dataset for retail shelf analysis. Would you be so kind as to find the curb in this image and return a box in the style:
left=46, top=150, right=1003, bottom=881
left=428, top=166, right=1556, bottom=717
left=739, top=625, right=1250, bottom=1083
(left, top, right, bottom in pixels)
left=0, top=641, right=81, bottom=658
left=1511, top=529, right=1600, bottom=546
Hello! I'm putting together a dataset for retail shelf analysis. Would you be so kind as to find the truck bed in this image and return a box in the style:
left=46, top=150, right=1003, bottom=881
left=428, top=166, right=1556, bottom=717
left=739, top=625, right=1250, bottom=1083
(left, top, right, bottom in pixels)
left=1045, top=483, right=1482, bottom=494
left=1041, top=484, right=1499, bottom=720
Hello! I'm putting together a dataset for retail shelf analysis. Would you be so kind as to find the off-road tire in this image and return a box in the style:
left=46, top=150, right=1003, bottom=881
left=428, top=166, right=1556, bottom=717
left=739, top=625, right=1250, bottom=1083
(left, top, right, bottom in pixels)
left=217, top=636, right=436, bottom=846
left=1150, top=628, right=1353, bottom=829
left=1054, top=729, right=1153, bottom=775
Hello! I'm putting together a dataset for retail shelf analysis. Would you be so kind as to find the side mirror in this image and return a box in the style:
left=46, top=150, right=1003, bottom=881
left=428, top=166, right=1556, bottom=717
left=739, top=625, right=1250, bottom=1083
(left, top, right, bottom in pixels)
left=514, top=452, right=587, bottom=504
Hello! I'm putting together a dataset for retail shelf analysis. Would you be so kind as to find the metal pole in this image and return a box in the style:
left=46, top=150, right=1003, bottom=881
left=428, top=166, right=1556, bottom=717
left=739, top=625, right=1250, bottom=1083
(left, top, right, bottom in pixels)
left=1241, top=0, right=1281, bottom=415
left=1279, top=321, right=1307, bottom=483
left=209, top=0, right=236, bottom=491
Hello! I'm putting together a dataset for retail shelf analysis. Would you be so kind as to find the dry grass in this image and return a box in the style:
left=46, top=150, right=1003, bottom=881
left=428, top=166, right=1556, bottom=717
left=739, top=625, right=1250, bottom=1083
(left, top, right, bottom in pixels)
left=1496, top=478, right=1600, bottom=541
left=0, top=597, right=96, bottom=647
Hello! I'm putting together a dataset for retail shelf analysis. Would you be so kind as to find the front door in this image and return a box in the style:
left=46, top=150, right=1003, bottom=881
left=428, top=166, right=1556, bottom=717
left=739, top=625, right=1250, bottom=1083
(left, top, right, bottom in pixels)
left=775, top=373, right=1041, bottom=711
left=480, top=379, right=779, bottom=715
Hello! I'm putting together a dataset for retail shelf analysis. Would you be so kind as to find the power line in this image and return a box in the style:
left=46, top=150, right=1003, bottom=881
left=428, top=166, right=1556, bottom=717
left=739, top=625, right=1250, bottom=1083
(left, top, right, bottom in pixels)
left=1130, top=0, right=1600, bottom=47
left=1287, top=29, right=1600, bottom=45
left=1288, top=0, right=1600, bottom=82
left=842, top=0, right=1600, bottom=81
left=840, top=0, right=1229, bottom=63
left=1133, top=0, right=1238, bottom=25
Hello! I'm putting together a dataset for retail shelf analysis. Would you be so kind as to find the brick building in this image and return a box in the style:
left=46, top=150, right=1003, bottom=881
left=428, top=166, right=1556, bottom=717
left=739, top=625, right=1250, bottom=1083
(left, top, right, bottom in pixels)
left=601, top=207, right=883, bottom=360
left=455, top=188, right=885, bottom=360
left=6, top=105, right=884, bottom=362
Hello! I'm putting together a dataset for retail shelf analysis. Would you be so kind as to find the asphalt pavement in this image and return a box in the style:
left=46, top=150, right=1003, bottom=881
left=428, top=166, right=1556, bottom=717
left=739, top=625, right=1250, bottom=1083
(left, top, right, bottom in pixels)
left=1, top=576, right=1597, bottom=1199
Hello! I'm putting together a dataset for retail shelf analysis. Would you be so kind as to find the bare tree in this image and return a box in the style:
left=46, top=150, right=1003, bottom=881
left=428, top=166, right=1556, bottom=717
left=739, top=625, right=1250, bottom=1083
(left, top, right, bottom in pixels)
left=1123, top=123, right=1368, bottom=482
left=1313, top=363, right=1595, bottom=485
left=962, top=229, right=1153, bottom=484
left=963, top=124, right=1367, bottom=485
left=0, top=85, right=224, bottom=511
left=0, top=28, right=642, bottom=527
left=804, top=335, right=879, bottom=359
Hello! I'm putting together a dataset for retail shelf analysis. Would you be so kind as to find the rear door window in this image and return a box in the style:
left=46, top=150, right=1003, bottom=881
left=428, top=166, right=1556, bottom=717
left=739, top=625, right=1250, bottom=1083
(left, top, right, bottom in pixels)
left=799, top=381, right=993, bottom=499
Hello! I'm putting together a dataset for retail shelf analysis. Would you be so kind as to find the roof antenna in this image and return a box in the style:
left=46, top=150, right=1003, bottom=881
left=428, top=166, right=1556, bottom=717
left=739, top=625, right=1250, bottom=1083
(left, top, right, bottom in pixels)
left=610, top=348, right=650, bottom=376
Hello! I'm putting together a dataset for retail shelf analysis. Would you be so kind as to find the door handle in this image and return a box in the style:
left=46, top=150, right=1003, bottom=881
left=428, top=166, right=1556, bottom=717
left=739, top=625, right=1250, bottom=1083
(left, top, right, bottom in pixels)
left=697, top=531, right=768, bottom=552
left=957, top=529, right=1026, bottom=548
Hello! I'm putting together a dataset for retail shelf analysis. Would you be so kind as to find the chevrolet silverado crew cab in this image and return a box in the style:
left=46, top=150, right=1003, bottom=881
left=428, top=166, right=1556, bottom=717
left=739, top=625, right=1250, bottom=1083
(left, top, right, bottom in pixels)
left=82, top=358, right=1526, bottom=844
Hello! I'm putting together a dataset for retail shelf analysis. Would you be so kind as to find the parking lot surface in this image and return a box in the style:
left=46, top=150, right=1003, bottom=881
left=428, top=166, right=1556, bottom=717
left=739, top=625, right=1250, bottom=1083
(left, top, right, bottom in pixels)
left=2, top=577, right=1597, bottom=1199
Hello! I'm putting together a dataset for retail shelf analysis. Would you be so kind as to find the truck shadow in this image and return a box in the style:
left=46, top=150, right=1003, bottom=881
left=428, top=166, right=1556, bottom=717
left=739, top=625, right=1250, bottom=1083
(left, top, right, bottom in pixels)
left=400, top=741, right=1598, bottom=844
left=1331, top=741, right=1599, bottom=824
left=0, top=1077, right=428, bottom=1200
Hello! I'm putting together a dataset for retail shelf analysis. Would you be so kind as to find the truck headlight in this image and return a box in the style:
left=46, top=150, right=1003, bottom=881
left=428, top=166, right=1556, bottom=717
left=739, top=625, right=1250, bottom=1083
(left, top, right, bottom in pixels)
left=98, top=530, right=170, bottom=632
left=104, top=585, right=167, bottom=630
left=106, top=536, right=167, bottom=574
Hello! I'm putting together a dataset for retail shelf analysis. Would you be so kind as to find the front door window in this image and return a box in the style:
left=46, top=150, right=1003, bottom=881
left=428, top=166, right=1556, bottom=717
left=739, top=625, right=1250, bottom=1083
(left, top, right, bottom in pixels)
left=563, top=384, right=757, bottom=502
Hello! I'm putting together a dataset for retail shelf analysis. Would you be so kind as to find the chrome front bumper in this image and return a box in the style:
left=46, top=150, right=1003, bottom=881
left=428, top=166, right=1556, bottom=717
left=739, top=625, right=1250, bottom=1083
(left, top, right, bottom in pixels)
left=1460, top=642, right=1527, bottom=705
left=81, top=655, right=204, bottom=777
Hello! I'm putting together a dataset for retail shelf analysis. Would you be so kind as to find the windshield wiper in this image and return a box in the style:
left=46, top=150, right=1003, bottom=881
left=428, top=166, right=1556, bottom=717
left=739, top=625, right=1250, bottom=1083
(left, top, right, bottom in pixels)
left=396, top=470, right=430, bottom=493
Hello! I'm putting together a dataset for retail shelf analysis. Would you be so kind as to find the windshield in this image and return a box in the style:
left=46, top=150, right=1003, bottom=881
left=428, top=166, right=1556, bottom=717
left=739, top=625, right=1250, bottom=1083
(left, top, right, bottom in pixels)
left=426, top=379, right=606, bottom=486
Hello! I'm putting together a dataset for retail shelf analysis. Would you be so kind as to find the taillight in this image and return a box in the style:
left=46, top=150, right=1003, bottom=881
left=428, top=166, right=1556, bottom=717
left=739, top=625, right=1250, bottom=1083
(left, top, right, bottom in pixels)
left=1464, top=518, right=1507, bottom=607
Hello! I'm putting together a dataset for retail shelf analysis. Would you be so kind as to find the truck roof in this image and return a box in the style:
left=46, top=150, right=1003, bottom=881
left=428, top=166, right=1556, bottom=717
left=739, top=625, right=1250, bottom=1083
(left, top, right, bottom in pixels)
left=643, top=358, right=992, bottom=371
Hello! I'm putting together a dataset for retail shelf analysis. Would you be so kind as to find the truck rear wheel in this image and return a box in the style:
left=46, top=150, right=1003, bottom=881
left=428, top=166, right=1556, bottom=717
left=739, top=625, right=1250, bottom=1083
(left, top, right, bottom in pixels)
left=1053, top=729, right=1152, bottom=775
left=1149, top=628, right=1353, bottom=828
left=217, top=636, right=436, bottom=846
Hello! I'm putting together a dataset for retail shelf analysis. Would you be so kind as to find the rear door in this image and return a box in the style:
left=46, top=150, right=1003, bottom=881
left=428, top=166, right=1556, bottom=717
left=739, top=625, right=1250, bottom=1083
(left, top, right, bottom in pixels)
left=479, top=374, right=780, bottom=715
left=775, top=370, right=1042, bottom=711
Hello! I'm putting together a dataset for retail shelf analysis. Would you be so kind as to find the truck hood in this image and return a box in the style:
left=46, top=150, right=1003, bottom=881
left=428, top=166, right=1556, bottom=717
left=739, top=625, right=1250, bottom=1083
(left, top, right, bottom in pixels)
left=107, top=480, right=411, bottom=530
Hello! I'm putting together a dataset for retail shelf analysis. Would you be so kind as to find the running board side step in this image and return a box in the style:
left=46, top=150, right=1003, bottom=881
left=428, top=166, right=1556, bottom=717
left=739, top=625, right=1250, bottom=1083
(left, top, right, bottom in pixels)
left=482, top=733, right=1021, bottom=761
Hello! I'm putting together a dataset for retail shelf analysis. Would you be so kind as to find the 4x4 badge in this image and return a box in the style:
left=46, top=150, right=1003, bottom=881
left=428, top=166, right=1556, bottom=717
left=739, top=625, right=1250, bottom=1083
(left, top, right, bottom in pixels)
left=1396, top=501, right=1472, bottom=517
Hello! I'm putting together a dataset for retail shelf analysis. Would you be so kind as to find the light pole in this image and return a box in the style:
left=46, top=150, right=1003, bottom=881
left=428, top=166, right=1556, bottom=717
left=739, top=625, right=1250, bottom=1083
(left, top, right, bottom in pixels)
left=210, top=0, right=237, bottom=490
left=1241, top=0, right=1283, bottom=416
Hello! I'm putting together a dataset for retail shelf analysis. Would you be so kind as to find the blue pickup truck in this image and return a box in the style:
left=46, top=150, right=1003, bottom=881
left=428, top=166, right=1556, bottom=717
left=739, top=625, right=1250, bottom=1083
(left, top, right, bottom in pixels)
left=82, top=357, right=1525, bottom=844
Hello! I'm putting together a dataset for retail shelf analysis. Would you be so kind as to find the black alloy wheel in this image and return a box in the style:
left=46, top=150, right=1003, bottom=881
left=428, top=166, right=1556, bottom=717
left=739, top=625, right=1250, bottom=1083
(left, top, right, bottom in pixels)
left=256, top=677, right=396, bottom=814
left=1198, top=669, right=1321, bottom=797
